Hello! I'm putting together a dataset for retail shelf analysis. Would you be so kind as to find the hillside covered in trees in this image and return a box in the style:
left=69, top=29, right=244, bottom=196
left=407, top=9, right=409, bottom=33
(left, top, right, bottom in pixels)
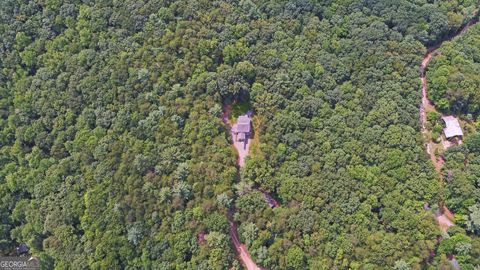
left=427, top=23, right=480, bottom=115
left=0, top=0, right=479, bottom=269
left=426, top=21, right=480, bottom=269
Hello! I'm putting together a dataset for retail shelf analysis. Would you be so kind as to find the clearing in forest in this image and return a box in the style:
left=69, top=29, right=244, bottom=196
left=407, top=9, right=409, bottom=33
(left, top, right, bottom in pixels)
left=224, top=102, right=254, bottom=167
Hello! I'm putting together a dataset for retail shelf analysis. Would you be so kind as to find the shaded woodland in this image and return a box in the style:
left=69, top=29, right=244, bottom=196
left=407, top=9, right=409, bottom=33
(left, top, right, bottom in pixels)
left=428, top=23, right=480, bottom=115
left=0, top=0, right=479, bottom=269
left=427, top=21, right=480, bottom=268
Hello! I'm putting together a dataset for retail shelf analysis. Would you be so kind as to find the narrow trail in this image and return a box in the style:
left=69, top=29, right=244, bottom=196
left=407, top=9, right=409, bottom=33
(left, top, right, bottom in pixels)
left=228, top=209, right=265, bottom=270
left=419, top=10, right=479, bottom=232
left=420, top=11, right=479, bottom=171
left=221, top=105, right=270, bottom=270
left=220, top=9, right=480, bottom=269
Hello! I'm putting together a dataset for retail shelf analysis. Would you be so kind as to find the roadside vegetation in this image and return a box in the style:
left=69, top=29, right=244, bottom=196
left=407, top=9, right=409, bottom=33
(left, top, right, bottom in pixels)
left=0, top=0, right=479, bottom=269
left=230, top=101, right=252, bottom=122
left=427, top=21, right=480, bottom=267
left=428, top=23, right=480, bottom=116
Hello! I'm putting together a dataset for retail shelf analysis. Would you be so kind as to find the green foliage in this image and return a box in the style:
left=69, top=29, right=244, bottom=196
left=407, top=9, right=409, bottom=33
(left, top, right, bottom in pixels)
left=427, top=24, right=480, bottom=115
left=216, top=192, right=232, bottom=208
left=223, top=41, right=248, bottom=66
left=438, top=233, right=471, bottom=255
left=285, top=246, right=306, bottom=270
left=240, top=222, right=258, bottom=248
left=393, top=259, right=410, bottom=270
left=0, top=0, right=478, bottom=269
left=466, top=134, right=480, bottom=153
left=236, top=60, right=256, bottom=83
left=467, top=204, right=480, bottom=234
left=231, top=101, right=252, bottom=120
left=427, top=111, right=442, bottom=125
left=443, top=122, right=480, bottom=266
left=204, top=213, right=229, bottom=234
left=127, top=222, right=144, bottom=246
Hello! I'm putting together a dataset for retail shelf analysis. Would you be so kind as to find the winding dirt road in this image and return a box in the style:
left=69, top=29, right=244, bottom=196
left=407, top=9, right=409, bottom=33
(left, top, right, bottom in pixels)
left=228, top=209, right=265, bottom=270
left=220, top=10, right=479, bottom=269
left=222, top=106, right=266, bottom=270
left=420, top=11, right=479, bottom=133
left=420, top=46, right=445, bottom=172
left=419, top=11, right=479, bottom=231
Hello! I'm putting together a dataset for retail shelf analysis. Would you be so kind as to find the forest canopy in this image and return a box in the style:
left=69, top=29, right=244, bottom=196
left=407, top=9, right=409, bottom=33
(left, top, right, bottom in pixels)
left=0, top=0, right=479, bottom=269
left=427, top=23, right=480, bottom=115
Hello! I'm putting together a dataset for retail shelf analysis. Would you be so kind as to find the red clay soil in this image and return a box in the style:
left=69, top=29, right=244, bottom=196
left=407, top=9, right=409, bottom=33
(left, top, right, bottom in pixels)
left=419, top=9, right=479, bottom=137
left=437, top=206, right=455, bottom=233
left=222, top=105, right=267, bottom=270
left=442, top=206, right=455, bottom=221
left=437, top=214, right=454, bottom=232
left=420, top=11, right=479, bottom=232
left=228, top=210, right=266, bottom=270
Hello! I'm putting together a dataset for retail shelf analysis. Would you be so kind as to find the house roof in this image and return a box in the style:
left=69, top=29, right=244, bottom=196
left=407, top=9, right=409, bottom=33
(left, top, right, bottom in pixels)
left=235, top=115, right=251, bottom=133
left=238, top=133, right=246, bottom=140
left=442, top=116, right=463, bottom=138
left=236, top=123, right=250, bottom=133
left=238, top=115, right=250, bottom=124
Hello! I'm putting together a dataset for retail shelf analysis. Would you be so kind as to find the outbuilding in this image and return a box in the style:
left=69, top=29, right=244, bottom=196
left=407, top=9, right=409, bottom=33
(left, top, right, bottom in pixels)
left=442, top=116, right=463, bottom=139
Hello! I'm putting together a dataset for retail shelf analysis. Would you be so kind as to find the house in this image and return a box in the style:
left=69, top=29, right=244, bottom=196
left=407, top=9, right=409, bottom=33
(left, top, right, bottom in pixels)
left=442, top=116, right=463, bottom=140
left=232, top=115, right=251, bottom=142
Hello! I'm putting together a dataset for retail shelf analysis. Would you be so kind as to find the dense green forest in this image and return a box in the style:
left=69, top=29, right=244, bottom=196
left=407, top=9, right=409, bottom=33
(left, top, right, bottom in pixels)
left=0, top=0, right=479, bottom=269
left=427, top=23, right=480, bottom=115
left=426, top=20, right=480, bottom=269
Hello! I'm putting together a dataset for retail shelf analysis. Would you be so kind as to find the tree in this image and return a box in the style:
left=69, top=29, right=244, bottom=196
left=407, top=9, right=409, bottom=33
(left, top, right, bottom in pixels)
left=285, top=246, right=306, bottom=270
left=467, top=204, right=480, bottom=234
left=223, top=41, right=248, bottom=66
left=393, top=259, right=410, bottom=270
left=127, top=223, right=145, bottom=246
left=216, top=193, right=232, bottom=208
left=466, top=134, right=480, bottom=154
left=240, top=222, right=258, bottom=248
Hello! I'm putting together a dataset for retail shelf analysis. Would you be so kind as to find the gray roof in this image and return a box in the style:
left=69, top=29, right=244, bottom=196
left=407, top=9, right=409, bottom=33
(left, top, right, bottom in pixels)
left=238, top=133, right=246, bottom=140
left=235, top=115, right=251, bottom=133
left=236, top=123, right=250, bottom=133
left=238, top=115, right=250, bottom=124
left=442, top=116, right=463, bottom=138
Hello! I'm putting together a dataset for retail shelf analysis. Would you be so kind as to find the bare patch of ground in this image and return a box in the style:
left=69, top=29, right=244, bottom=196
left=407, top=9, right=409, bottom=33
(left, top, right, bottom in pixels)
left=232, top=134, right=251, bottom=168
left=222, top=104, right=267, bottom=270
left=228, top=210, right=265, bottom=270
left=437, top=214, right=454, bottom=232
left=223, top=106, right=252, bottom=167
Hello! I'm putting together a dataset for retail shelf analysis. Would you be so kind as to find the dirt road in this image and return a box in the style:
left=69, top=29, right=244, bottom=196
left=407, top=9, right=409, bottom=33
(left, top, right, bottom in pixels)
left=419, top=11, right=478, bottom=135
left=419, top=11, right=479, bottom=231
left=436, top=206, right=455, bottom=232
left=222, top=105, right=266, bottom=270
left=228, top=210, right=265, bottom=270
